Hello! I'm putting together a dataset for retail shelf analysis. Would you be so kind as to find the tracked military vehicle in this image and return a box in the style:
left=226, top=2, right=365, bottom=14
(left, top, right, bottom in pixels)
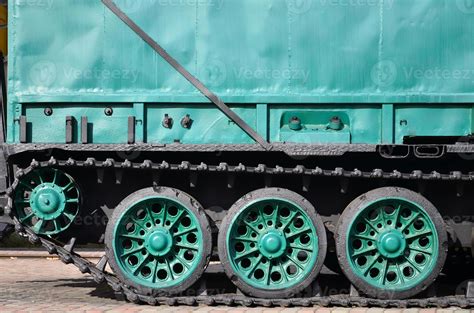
left=2, top=0, right=474, bottom=307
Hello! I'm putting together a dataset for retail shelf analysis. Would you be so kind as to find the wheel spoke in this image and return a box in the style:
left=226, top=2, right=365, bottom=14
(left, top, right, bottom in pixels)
left=272, top=205, right=279, bottom=228
left=379, top=207, right=386, bottom=224
left=405, top=230, right=432, bottom=240
left=168, top=209, right=186, bottom=230
left=19, top=181, right=33, bottom=191
left=131, top=218, right=147, bottom=232
left=19, top=212, right=35, bottom=223
left=393, top=204, right=402, bottom=229
left=174, top=227, right=197, bottom=237
left=404, top=256, right=422, bottom=273
left=120, top=234, right=144, bottom=241
left=289, top=244, right=313, bottom=252
left=279, top=262, right=288, bottom=282
left=286, top=255, right=305, bottom=270
left=121, top=246, right=145, bottom=258
left=165, top=258, right=174, bottom=280
left=265, top=263, right=272, bottom=286
left=63, top=212, right=76, bottom=222
left=363, top=218, right=380, bottom=233
left=133, top=254, right=150, bottom=275
left=395, top=263, right=404, bottom=284
left=32, top=219, right=44, bottom=233
left=281, top=211, right=298, bottom=231
left=162, top=202, right=168, bottom=225
left=287, top=227, right=311, bottom=239
left=62, top=181, right=75, bottom=192
left=151, top=260, right=159, bottom=283
left=247, top=255, right=263, bottom=278
left=409, top=247, right=432, bottom=255
left=363, top=253, right=380, bottom=276
left=381, top=260, right=389, bottom=285
left=353, top=234, right=375, bottom=241
left=66, top=198, right=79, bottom=204
left=15, top=199, right=30, bottom=205
left=352, top=247, right=377, bottom=258
left=146, top=207, right=156, bottom=227
left=400, top=212, right=421, bottom=232
left=234, top=236, right=257, bottom=243
left=258, top=209, right=267, bottom=229
left=234, top=248, right=258, bottom=261
left=52, top=169, right=58, bottom=184
left=175, top=243, right=199, bottom=251
left=53, top=219, right=60, bottom=232
left=35, top=171, right=44, bottom=184
left=174, top=255, right=190, bottom=270
left=243, top=220, right=260, bottom=234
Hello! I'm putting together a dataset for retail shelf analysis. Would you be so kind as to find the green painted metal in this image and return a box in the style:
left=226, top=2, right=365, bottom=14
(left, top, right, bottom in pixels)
left=133, top=103, right=145, bottom=143
left=226, top=198, right=319, bottom=290
left=381, top=104, right=394, bottom=144
left=7, top=1, right=474, bottom=145
left=346, top=197, right=439, bottom=291
left=13, top=168, right=80, bottom=235
left=112, top=196, right=204, bottom=288
left=16, top=103, right=474, bottom=145
left=30, top=183, right=67, bottom=217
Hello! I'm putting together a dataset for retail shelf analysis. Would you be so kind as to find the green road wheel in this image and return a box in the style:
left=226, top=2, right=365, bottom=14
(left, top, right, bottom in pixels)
left=336, top=187, right=447, bottom=299
left=218, top=188, right=327, bottom=298
left=13, top=168, right=81, bottom=235
left=105, top=187, right=212, bottom=296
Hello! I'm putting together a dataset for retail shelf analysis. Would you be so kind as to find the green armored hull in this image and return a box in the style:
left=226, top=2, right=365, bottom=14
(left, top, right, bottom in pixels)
left=2, top=0, right=474, bottom=306
left=7, top=0, right=474, bottom=146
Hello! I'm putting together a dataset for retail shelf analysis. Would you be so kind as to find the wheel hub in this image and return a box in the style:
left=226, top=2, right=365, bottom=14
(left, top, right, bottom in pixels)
left=377, top=230, right=406, bottom=258
left=145, top=228, right=173, bottom=257
left=30, top=184, right=66, bottom=218
left=258, top=230, right=286, bottom=259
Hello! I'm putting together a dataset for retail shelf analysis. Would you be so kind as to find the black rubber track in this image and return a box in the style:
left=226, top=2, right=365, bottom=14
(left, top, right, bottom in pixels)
left=218, top=187, right=327, bottom=298
left=335, top=187, right=448, bottom=300
left=105, top=187, right=213, bottom=296
left=0, top=222, right=13, bottom=241
left=6, top=158, right=474, bottom=307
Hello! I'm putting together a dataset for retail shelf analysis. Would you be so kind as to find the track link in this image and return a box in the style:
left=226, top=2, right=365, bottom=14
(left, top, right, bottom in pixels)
left=6, top=157, right=474, bottom=308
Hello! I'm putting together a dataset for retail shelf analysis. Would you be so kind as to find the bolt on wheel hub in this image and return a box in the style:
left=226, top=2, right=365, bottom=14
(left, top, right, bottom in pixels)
left=145, top=228, right=172, bottom=257
left=377, top=230, right=406, bottom=258
left=31, top=184, right=65, bottom=217
left=258, top=230, right=286, bottom=259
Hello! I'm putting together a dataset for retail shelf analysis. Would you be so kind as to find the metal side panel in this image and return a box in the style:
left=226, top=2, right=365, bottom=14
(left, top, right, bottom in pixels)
left=8, top=0, right=474, bottom=103
left=6, top=0, right=474, bottom=145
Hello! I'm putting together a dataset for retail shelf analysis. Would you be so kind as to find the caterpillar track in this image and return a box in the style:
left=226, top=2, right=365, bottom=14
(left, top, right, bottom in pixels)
left=6, top=156, right=474, bottom=308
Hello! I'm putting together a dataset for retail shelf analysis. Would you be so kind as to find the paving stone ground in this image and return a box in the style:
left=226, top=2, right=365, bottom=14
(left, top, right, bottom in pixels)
left=0, top=258, right=470, bottom=313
